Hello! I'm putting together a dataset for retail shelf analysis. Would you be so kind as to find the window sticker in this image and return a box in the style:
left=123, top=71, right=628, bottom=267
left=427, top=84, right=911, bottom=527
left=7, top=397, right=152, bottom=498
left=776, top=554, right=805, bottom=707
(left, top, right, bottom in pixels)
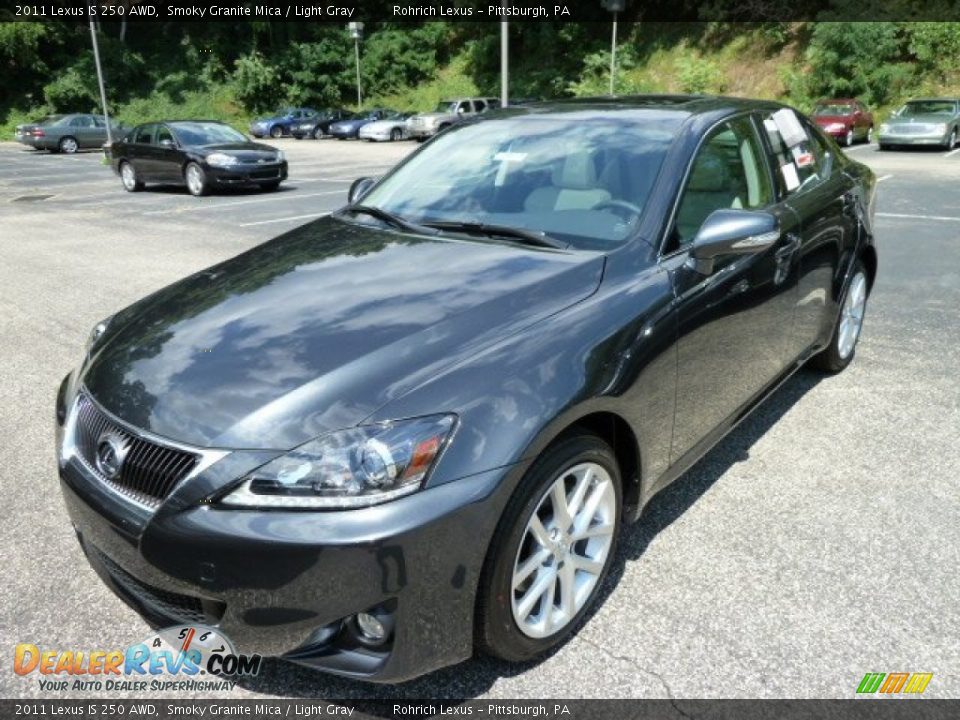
left=781, top=162, right=800, bottom=190
left=493, top=151, right=527, bottom=186
left=771, top=108, right=809, bottom=148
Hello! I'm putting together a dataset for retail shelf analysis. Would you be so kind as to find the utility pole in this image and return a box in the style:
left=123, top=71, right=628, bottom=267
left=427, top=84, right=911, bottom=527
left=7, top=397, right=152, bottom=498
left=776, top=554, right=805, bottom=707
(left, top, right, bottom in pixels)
left=348, top=22, right=364, bottom=107
left=601, top=0, right=626, bottom=97
left=88, top=18, right=113, bottom=146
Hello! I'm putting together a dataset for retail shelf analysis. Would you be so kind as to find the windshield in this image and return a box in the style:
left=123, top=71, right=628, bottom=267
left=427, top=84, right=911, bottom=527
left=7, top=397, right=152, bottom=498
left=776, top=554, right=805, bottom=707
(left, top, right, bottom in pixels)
left=435, top=102, right=458, bottom=113
left=356, top=115, right=680, bottom=250
left=171, top=122, right=247, bottom=146
left=899, top=101, right=957, bottom=116
left=813, top=104, right=854, bottom=116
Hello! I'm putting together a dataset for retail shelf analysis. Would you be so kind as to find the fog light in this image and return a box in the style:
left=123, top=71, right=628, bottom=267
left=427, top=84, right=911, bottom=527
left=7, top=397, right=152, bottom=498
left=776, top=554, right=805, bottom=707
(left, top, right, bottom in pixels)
left=355, top=612, right=387, bottom=643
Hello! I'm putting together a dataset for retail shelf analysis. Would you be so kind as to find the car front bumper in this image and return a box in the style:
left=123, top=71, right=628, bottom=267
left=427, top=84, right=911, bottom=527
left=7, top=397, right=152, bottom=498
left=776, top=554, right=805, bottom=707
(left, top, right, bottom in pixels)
left=206, top=161, right=288, bottom=186
left=55, top=375, right=510, bottom=682
left=16, top=134, right=52, bottom=149
left=878, top=131, right=949, bottom=146
left=408, top=126, right=438, bottom=139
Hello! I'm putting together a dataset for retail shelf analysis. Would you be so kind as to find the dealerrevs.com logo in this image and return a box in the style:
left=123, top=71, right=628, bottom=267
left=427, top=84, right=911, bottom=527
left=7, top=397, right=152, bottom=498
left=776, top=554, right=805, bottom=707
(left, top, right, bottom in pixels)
left=14, top=625, right=262, bottom=692
left=857, top=672, right=934, bottom=695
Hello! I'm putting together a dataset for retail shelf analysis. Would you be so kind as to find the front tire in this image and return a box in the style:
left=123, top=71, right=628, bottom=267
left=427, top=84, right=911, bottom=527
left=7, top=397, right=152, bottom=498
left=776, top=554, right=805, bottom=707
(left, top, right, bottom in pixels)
left=184, top=162, right=209, bottom=197
left=810, top=260, right=869, bottom=373
left=312, top=126, right=324, bottom=140
left=946, top=128, right=958, bottom=150
left=59, top=136, right=79, bottom=154
left=389, top=128, right=402, bottom=142
left=270, top=125, right=283, bottom=139
left=119, top=161, right=144, bottom=192
left=477, top=433, right=622, bottom=662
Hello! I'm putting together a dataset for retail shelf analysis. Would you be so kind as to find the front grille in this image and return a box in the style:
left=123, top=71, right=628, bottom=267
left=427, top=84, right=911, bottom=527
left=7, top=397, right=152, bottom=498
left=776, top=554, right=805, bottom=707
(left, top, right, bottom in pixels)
left=92, top=546, right=222, bottom=625
left=249, top=169, right=281, bottom=180
left=74, top=394, right=198, bottom=508
left=891, top=123, right=936, bottom=135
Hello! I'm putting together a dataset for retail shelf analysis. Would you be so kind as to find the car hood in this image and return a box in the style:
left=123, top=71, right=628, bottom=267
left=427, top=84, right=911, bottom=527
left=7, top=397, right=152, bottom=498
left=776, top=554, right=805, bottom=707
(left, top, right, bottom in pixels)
left=193, top=142, right=280, bottom=160
left=889, top=113, right=953, bottom=125
left=82, top=218, right=604, bottom=450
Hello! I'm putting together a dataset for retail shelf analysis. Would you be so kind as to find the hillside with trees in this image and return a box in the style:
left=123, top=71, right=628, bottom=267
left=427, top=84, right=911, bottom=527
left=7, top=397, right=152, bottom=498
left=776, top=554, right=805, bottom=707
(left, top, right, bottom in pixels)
left=2, top=21, right=959, bottom=134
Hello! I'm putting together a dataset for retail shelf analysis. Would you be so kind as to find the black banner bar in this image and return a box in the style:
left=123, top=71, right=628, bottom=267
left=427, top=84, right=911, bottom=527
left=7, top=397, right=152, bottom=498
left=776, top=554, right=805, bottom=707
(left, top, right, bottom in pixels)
left=3, top=0, right=960, bottom=23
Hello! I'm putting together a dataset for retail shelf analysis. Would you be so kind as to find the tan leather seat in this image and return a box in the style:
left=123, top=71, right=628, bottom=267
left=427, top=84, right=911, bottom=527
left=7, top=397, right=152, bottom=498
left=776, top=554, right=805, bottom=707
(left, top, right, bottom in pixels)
left=524, top=151, right=611, bottom=212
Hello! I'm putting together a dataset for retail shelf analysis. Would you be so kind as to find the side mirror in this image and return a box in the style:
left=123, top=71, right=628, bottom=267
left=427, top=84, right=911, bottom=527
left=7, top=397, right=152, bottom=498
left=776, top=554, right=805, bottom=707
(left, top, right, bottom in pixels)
left=688, top=209, right=779, bottom=275
left=159, top=139, right=175, bottom=149
left=456, top=106, right=466, bottom=114
left=348, top=176, right=376, bottom=205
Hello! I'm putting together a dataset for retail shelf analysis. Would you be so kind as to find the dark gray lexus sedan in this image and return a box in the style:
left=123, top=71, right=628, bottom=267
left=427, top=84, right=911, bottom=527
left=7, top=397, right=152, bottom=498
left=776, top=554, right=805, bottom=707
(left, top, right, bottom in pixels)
left=56, top=96, right=877, bottom=682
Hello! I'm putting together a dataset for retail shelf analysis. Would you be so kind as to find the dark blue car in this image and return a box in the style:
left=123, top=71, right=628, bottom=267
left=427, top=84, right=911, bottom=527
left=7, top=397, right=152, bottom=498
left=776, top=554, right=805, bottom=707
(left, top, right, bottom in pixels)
left=249, top=107, right=318, bottom=139
left=328, top=109, right=395, bottom=139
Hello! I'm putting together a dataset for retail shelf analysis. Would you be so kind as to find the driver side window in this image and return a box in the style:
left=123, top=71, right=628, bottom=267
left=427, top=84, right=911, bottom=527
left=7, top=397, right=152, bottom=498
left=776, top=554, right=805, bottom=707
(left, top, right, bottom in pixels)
left=673, top=118, right=772, bottom=248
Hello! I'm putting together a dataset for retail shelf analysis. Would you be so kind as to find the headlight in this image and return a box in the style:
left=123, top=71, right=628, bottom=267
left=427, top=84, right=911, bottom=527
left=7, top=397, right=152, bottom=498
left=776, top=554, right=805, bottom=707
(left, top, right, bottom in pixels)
left=275, top=150, right=285, bottom=162
left=206, top=153, right=238, bottom=168
left=85, top=315, right=113, bottom=353
left=879, top=123, right=890, bottom=133
left=934, top=123, right=948, bottom=134
left=220, top=414, right=456, bottom=509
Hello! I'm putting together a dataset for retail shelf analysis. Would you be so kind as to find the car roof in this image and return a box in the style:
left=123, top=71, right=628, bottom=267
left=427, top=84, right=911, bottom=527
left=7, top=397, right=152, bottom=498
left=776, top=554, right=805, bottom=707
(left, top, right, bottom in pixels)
left=496, top=94, right=786, bottom=121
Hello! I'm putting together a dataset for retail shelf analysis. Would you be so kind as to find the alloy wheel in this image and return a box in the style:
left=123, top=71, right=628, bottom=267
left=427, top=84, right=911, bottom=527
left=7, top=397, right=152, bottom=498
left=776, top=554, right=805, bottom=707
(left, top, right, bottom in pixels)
left=866, top=127, right=873, bottom=144
left=121, top=163, right=136, bottom=190
left=60, top=137, right=78, bottom=154
left=845, top=130, right=854, bottom=147
left=837, top=271, right=867, bottom=360
left=186, top=165, right=204, bottom=196
left=511, top=462, right=616, bottom=639
left=270, top=125, right=283, bottom=138
left=390, top=128, right=401, bottom=141
left=313, top=127, right=323, bottom=139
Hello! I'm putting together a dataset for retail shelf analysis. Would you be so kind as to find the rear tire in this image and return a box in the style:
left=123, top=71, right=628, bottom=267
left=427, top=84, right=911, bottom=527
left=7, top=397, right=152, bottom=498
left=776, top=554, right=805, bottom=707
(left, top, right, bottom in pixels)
left=270, top=125, right=283, bottom=139
left=184, top=162, right=209, bottom=197
left=809, top=259, right=869, bottom=373
left=390, top=128, right=402, bottom=142
left=844, top=129, right=854, bottom=147
left=477, top=433, right=622, bottom=662
left=119, top=161, right=144, bottom=192
left=312, top=126, right=324, bottom=140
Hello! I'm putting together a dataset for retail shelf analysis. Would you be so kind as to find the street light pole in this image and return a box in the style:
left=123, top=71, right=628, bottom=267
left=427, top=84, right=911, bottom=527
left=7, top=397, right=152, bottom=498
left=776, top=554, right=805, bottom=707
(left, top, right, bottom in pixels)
left=501, top=20, right=509, bottom=107
left=88, top=18, right=113, bottom=146
left=348, top=22, right=364, bottom=107
left=609, top=11, right=618, bottom=96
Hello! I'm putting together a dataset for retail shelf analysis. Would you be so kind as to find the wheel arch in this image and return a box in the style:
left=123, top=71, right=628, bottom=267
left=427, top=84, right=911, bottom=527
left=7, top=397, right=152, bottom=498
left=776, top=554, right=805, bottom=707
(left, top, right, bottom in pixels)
left=860, top=243, right=878, bottom=292
left=563, top=411, right=642, bottom=519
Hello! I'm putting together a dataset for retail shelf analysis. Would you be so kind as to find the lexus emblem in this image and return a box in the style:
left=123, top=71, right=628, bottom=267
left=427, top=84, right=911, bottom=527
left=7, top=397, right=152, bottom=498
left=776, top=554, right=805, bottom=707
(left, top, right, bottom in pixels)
left=95, top=432, right=129, bottom=481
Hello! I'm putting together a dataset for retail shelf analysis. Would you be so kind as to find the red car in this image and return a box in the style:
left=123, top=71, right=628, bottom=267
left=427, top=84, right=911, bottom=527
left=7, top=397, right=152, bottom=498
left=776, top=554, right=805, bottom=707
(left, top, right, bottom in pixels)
left=811, top=99, right=874, bottom=146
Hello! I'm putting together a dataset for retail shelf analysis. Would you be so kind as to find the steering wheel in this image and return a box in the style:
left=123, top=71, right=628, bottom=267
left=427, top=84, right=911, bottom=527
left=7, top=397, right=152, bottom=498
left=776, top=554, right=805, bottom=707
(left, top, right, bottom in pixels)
left=593, top=199, right=644, bottom=221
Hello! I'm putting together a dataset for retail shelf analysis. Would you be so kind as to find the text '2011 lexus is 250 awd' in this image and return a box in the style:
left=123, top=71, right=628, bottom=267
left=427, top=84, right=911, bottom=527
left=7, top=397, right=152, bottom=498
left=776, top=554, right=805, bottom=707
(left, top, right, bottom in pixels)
left=56, top=96, right=876, bottom=683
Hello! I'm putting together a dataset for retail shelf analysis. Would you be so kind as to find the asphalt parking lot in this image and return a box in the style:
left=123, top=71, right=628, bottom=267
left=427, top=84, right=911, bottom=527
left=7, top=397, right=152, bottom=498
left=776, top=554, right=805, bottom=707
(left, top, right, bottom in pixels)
left=1, top=137, right=957, bottom=701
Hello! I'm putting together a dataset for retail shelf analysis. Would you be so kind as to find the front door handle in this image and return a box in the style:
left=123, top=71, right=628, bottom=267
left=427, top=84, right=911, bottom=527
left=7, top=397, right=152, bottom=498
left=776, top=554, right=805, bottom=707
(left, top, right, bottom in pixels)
left=775, top=233, right=801, bottom=261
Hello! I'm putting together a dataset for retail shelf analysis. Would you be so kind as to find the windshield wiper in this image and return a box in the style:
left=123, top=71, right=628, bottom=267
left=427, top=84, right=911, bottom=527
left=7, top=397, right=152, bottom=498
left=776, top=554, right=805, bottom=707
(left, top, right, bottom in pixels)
left=423, top=221, right=567, bottom=249
left=342, top=205, right=439, bottom=236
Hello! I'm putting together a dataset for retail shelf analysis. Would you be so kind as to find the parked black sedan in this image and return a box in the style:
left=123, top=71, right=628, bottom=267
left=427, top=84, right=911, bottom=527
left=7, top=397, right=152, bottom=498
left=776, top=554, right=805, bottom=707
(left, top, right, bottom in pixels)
left=58, top=96, right=875, bottom=683
left=290, top=108, right=352, bottom=139
left=110, top=121, right=287, bottom=196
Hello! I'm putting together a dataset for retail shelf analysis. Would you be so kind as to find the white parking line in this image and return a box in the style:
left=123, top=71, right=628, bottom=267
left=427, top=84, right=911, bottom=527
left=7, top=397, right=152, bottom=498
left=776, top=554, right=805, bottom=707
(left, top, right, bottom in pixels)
left=143, top=190, right=344, bottom=215
left=877, top=212, right=960, bottom=222
left=944, top=148, right=960, bottom=158
left=239, top=212, right=331, bottom=227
